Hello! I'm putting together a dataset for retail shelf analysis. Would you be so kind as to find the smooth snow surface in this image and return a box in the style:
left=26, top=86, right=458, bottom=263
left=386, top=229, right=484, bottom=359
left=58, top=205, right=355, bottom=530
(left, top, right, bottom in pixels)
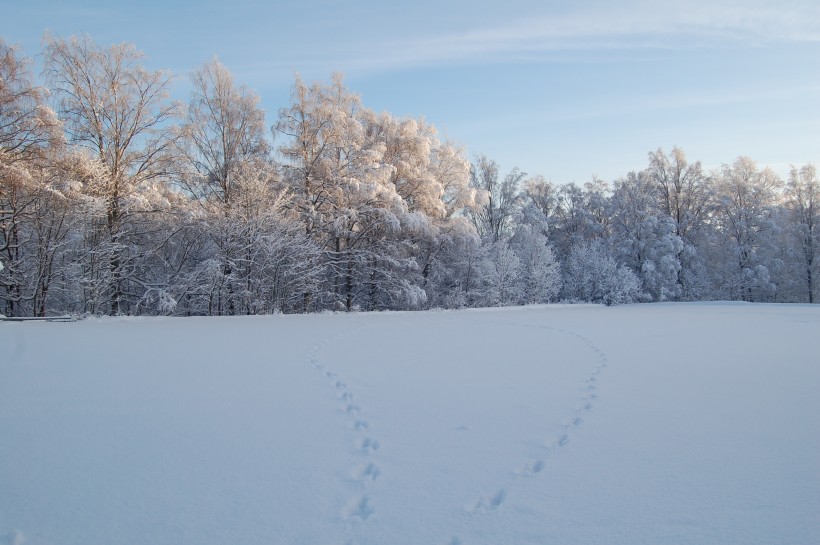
left=1, top=303, right=818, bottom=545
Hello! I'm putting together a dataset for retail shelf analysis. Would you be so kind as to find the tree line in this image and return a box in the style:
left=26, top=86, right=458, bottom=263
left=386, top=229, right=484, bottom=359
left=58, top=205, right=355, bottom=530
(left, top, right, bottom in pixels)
left=1, top=35, right=817, bottom=317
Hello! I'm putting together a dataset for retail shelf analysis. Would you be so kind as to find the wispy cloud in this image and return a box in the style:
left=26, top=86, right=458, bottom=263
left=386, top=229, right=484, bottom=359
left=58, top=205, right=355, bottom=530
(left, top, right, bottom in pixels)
left=134, top=1, right=820, bottom=93
left=317, top=1, right=820, bottom=74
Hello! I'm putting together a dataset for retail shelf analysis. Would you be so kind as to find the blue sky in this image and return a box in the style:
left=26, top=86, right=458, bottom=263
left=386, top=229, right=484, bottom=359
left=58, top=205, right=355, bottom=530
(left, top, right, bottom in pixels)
left=4, top=0, right=819, bottom=183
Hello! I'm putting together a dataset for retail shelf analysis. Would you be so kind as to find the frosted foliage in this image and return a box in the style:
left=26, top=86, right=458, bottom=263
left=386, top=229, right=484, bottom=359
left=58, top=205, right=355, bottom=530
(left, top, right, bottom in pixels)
left=366, top=112, right=445, bottom=217
left=510, top=225, right=561, bottom=304
left=0, top=39, right=61, bottom=158
left=274, top=74, right=475, bottom=311
left=42, top=34, right=180, bottom=315
left=563, top=241, right=643, bottom=305
left=546, top=182, right=610, bottom=261
left=156, top=290, right=178, bottom=314
left=487, top=241, right=521, bottom=306
left=713, top=157, right=781, bottom=301
left=4, top=34, right=819, bottom=317
left=44, top=35, right=178, bottom=191
left=610, top=172, right=683, bottom=301
left=646, top=147, right=711, bottom=242
left=785, top=164, right=819, bottom=303
left=179, top=58, right=269, bottom=207
left=195, top=163, right=323, bottom=315
left=467, top=156, right=524, bottom=242
left=433, top=144, right=475, bottom=217
left=524, top=176, right=558, bottom=222
left=438, top=232, right=491, bottom=307
left=0, top=41, right=63, bottom=317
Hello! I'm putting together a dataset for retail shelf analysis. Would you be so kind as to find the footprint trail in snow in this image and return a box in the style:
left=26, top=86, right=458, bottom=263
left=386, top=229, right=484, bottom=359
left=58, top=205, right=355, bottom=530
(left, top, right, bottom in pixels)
left=307, top=315, right=610, bottom=544
left=467, top=320, right=609, bottom=515
left=307, top=322, right=382, bottom=528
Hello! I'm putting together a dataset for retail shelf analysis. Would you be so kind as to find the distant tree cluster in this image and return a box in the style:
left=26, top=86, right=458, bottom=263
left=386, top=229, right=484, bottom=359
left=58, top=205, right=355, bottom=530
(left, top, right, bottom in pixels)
left=1, top=35, right=817, bottom=316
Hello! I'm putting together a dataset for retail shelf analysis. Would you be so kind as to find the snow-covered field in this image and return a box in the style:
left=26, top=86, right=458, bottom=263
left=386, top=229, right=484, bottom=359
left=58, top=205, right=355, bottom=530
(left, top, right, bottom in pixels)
left=1, top=303, right=818, bottom=545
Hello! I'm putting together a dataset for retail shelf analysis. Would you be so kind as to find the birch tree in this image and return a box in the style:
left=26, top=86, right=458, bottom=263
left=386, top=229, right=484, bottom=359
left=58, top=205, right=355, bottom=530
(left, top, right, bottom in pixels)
left=609, top=170, right=683, bottom=301
left=645, top=147, right=713, bottom=298
left=0, top=39, right=61, bottom=316
left=785, top=164, right=819, bottom=303
left=713, top=157, right=781, bottom=301
left=466, top=156, right=523, bottom=243
left=178, top=58, right=271, bottom=314
left=44, top=34, right=180, bottom=315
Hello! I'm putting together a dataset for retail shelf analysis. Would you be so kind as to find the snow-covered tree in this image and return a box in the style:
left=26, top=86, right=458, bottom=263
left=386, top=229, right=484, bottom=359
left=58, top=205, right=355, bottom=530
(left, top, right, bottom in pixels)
left=609, top=171, right=683, bottom=301
left=646, top=147, right=712, bottom=241
left=179, top=58, right=269, bottom=208
left=369, top=117, right=475, bottom=307
left=0, top=39, right=60, bottom=163
left=563, top=241, right=643, bottom=305
left=466, top=156, right=523, bottom=242
left=276, top=74, right=479, bottom=312
left=365, top=113, right=443, bottom=218
left=547, top=181, right=609, bottom=262
left=645, top=147, right=713, bottom=299
left=177, top=58, right=272, bottom=315
left=712, top=156, right=781, bottom=301
left=484, top=240, right=521, bottom=306
left=432, top=143, right=477, bottom=220
left=44, top=34, right=180, bottom=315
left=0, top=39, right=62, bottom=316
left=7, top=34, right=817, bottom=316
left=785, top=164, right=819, bottom=303
left=509, top=224, right=561, bottom=304
left=521, top=175, right=558, bottom=236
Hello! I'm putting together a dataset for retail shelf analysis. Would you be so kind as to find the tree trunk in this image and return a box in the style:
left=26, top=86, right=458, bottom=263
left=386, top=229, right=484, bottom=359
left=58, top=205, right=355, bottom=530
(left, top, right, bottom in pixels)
left=108, top=191, right=123, bottom=316
left=345, top=253, right=353, bottom=312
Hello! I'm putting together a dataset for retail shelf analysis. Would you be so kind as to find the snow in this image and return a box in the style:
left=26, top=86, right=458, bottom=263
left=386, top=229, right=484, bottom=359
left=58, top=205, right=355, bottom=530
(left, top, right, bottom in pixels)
left=1, top=303, right=818, bottom=545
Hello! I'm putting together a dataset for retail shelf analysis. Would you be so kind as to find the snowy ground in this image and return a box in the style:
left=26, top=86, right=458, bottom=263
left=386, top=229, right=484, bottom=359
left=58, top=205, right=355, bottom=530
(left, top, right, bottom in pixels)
left=1, top=303, right=818, bottom=545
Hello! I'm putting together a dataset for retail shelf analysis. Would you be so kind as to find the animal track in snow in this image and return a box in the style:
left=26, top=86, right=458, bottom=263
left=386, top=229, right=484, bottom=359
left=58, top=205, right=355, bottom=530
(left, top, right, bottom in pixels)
left=517, top=459, right=546, bottom=476
left=470, top=489, right=507, bottom=513
left=466, top=317, right=610, bottom=516
left=307, top=319, right=382, bottom=529
left=361, top=437, right=380, bottom=453
left=346, top=495, right=374, bottom=521
left=356, top=462, right=381, bottom=481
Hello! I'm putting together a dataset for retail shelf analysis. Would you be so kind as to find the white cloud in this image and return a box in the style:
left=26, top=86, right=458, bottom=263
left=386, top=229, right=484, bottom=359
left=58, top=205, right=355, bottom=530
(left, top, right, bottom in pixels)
left=169, top=1, right=820, bottom=95
left=323, top=1, right=820, bottom=73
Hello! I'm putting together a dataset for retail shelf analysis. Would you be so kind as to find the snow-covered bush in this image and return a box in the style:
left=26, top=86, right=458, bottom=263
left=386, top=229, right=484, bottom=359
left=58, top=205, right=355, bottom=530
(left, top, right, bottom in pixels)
left=563, top=241, right=643, bottom=305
